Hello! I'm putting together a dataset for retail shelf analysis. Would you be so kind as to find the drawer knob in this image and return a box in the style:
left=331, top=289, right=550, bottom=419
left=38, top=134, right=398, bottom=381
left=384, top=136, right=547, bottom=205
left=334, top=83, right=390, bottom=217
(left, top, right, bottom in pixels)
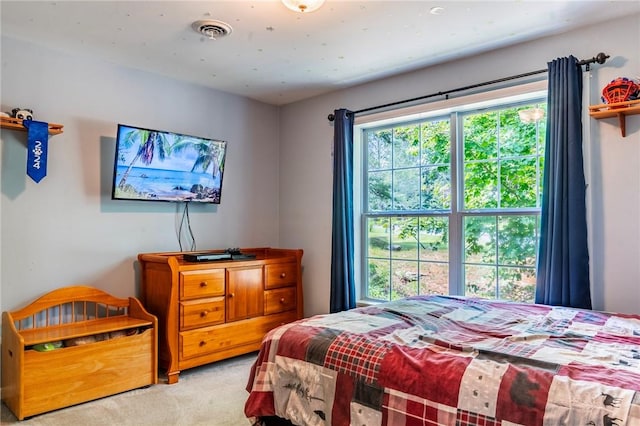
left=200, top=310, right=209, bottom=317
left=229, top=292, right=235, bottom=298
left=199, top=341, right=206, bottom=347
left=200, top=281, right=208, bottom=287
left=280, top=298, right=286, bottom=304
left=280, top=272, right=286, bottom=278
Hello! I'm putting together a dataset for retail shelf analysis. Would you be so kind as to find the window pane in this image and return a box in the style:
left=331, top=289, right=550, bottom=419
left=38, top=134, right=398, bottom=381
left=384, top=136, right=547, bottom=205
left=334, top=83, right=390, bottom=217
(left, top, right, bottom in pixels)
left=390, top=217, right=418, bottom=260
left=367, top=217, right=390, bottom=258
left=464, top=161, right=498, bottom=209
left=367, top=129, right=391, bottom=170
left=421, top=165, right=450, bottom=209
left=538, top=120, right=546, bottom=158
left=464, top=216, right=496, bottom=264
left=421, top=119, right=450, bottom=165
left=393, top=168, right=420, bottom=210
left=368, top=171, right=392, bottom=211
left=498, top=266, right=536, bottom=303
left=391, top=260, right=419, bottom=300
left=393, top=126, right=420, bottom=168
left=465, top=265, right=496, bottom=298
left=538, top=156, right=544, bottom=207
left=463, top=112, right=498, bottom=161
left=366, top=216, right=451, bottom=302
left=500, top=106, right=540, bottom=156
left=418, top=217, right=449, bottom=262
left=368, top=258, right=390, bottom=300
left=500, top=157, right=537, bottom=208
left=419, top=263, right=449, bottom=295
left=498, top=215, right=537, bottom=267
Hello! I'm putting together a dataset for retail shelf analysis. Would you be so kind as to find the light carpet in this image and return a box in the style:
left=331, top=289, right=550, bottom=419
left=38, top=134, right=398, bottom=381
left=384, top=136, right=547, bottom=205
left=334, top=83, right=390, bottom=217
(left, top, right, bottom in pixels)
left=1, top=352, right=258, bottom=426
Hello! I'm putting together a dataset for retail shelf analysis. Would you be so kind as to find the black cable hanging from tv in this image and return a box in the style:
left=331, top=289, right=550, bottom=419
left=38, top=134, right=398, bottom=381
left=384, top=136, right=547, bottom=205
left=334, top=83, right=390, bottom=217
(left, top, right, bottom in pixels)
left=327, top=52, right=609, bottom=122
left=177, top=202, right=197, bottom=252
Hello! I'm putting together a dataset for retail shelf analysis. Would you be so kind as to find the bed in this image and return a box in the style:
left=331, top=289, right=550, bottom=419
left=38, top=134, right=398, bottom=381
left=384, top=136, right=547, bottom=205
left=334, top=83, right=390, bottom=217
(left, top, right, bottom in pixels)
left=245, top=295, right=640, bottom=426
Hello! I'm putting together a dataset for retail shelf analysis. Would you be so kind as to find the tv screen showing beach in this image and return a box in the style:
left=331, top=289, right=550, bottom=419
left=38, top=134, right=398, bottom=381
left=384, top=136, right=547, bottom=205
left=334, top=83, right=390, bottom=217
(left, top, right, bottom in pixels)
left=112, top=124, right=227, bottom=203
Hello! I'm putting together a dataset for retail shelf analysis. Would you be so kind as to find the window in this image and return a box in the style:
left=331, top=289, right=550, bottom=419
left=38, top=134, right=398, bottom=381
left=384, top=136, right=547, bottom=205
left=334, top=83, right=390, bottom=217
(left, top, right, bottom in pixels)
left=360, top=91, right=546, bottom=303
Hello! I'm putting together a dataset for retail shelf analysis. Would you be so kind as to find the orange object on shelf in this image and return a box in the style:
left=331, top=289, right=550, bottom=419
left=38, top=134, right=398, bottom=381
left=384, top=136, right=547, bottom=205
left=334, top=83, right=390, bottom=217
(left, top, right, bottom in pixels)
left=601, top=77, right=639, bottom=106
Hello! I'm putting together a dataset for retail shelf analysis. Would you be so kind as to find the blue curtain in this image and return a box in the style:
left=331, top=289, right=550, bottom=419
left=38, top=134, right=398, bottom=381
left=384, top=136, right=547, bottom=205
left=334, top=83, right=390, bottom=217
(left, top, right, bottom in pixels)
left=330, top=109, right=356, bottom=313
left=535, top=56, right=591, bottom=309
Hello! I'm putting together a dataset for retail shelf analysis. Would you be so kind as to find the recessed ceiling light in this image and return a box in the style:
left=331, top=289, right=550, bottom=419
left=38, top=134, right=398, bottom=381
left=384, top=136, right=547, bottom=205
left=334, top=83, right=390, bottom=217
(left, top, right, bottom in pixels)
left=430, top=6, right=445, bottom=15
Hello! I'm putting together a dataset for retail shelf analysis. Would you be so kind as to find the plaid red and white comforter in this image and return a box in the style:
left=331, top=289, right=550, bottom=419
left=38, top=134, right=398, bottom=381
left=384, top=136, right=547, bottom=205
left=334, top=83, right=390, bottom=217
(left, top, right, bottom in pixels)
left=245, top=295, right=640, bottom=425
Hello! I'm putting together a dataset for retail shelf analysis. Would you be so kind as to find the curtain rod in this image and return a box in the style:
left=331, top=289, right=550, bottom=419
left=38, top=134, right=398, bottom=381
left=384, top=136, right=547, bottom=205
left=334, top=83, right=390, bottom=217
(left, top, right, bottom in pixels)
left=327, top=52, right=609, bottom=122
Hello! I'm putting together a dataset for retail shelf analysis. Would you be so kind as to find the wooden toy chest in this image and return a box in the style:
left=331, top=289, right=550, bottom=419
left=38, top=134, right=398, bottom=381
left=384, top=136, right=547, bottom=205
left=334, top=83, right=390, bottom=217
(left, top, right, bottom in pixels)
left=1, top=286, right=157, bottom=420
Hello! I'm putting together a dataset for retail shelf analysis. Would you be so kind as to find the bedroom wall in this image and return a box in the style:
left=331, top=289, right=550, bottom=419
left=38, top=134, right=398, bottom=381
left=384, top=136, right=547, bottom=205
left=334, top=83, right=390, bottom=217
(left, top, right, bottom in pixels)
left=279, top=13, right=640, bottom=316
left=1, top=37, right=281, bottom=312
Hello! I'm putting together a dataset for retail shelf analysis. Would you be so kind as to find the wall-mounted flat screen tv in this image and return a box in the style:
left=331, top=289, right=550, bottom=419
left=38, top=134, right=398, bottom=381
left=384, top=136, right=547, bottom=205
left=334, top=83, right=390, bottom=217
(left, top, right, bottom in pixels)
left=112, top=124, right=227, bottom=203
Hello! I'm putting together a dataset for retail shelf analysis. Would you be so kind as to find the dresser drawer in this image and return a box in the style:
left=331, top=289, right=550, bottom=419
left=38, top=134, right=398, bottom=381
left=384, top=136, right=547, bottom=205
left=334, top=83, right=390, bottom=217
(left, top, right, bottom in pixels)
left=180, top=297, right=225, bottom=330
left=265, top=263, right=297, bottom=289
left=180, top=269, right=225, bottom=299
left=179, top=312, right=297, bottom=360
left=264, top=287, right=296, bottom=315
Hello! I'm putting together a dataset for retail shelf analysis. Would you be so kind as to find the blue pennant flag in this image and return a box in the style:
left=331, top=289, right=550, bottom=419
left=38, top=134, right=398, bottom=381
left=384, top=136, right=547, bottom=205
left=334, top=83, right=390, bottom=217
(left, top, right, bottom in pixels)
left=23, top=120, right=49, bottom=183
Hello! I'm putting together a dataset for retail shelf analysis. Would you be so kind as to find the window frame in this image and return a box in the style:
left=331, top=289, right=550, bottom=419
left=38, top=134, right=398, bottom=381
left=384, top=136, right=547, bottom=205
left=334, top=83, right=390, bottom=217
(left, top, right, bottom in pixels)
left=354, top=81, right=547, bottom=303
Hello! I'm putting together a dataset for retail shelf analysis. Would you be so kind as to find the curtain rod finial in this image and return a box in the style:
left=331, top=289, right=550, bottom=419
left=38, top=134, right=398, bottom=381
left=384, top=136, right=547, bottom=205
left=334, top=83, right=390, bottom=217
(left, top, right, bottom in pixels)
left=328, top=113, right=335, bottom=122
left=595, top=52, right=609, bottom=65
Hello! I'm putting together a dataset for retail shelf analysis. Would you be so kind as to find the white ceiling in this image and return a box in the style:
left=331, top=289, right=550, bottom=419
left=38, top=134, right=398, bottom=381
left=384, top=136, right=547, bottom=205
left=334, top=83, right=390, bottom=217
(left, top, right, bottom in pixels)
left=2, top=1, right=639, bottom=106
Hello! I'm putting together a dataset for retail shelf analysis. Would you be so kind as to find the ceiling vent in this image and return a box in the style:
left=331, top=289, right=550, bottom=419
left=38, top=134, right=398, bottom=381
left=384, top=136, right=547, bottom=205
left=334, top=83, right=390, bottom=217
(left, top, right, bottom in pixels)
left=192, top=19, right=233, bottom=40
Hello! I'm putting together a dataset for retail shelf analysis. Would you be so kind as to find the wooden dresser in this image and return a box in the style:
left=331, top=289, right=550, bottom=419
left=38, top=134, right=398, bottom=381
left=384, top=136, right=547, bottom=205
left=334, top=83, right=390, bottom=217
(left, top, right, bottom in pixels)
left=138, top=247, right=303, bottom=384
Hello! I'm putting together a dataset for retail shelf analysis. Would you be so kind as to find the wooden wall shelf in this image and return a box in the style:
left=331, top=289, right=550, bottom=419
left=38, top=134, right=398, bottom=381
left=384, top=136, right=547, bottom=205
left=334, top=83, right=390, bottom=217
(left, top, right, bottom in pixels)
left=0, top=116, right=64, bottom=135
left=589, top=99, right=640, bottom=137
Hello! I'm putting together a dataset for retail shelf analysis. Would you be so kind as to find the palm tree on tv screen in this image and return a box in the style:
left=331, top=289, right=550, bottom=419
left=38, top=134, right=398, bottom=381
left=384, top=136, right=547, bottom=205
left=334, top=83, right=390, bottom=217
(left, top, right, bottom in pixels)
left=172, top=138, right=225, bottom=179
left=117, top=129, right=172, bottom=189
